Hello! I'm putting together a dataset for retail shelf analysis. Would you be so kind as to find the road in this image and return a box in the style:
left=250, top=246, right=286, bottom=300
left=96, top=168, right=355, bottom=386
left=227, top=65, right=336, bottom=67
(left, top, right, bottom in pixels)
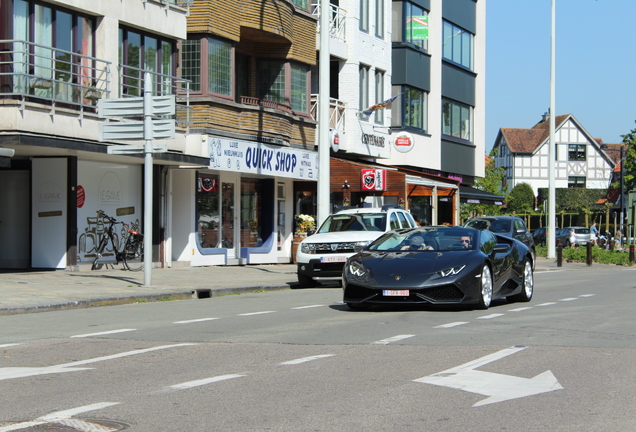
left=1, top=266, right=636, bottom=431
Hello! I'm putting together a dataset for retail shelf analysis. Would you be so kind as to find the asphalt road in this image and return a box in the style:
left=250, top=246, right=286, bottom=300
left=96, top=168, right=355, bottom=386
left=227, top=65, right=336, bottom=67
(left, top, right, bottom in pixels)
left=1, top=266, right=635, bottom=431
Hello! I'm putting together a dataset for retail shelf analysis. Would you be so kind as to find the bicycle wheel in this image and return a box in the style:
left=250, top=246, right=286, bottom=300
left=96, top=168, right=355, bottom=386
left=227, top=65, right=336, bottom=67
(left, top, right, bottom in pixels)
left=91, top=236, right=109, bottom=270
left=123, top=234, right=144, bottom=271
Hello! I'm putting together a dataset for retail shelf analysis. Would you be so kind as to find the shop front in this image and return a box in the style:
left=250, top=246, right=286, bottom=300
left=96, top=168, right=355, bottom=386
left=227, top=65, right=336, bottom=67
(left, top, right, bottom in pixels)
left=173, top=137, right=318, bottom=266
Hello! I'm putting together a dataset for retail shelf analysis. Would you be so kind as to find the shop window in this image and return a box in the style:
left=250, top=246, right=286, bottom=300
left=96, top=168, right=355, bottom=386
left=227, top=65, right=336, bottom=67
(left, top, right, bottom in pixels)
left=241, top=179, right=262, bottom=247
left=196, top=174, right=220, bottom=248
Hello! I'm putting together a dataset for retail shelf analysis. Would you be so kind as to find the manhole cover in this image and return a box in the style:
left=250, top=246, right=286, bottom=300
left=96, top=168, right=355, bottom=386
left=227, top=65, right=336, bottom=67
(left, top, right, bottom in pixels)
left=0, top=418, right=129, bottom=431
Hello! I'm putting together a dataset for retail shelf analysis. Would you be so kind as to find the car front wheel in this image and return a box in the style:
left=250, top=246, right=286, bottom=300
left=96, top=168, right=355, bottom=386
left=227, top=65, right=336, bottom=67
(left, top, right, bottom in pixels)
left=477, top=264, right=493, bottom=309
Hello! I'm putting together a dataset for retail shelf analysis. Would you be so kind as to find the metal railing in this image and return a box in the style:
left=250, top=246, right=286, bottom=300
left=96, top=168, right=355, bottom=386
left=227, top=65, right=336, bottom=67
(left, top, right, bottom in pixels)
left=144, top=0, right=194, bottom=8
left=241, top=95, right=293, bottom=114
left=310, top=94, right=346, bottom=130
left=118, top=64, right=192, bottom=130
left=0, top=39, right=110, bottom=112
left=311, top=3, right=347, bottom=42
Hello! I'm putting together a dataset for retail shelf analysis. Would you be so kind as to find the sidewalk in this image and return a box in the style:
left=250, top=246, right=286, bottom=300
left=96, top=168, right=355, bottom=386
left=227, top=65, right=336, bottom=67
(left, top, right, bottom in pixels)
left=0, top=257, right=609, bottom=316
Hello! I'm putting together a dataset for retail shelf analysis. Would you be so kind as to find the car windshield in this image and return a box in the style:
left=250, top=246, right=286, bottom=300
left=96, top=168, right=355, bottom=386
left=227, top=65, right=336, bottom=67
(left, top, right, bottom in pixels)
left=465, top=218, right=512, bottom=234
left=368, top=228, right=476, bottom=252
left=317, top=213, right=387, bottom=233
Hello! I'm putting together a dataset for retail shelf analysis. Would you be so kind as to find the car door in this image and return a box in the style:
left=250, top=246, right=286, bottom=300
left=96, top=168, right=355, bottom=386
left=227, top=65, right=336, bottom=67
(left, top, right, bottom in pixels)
left=513, top=218, right=532, bottom=249
left=481, top=230, right=508, bottom=294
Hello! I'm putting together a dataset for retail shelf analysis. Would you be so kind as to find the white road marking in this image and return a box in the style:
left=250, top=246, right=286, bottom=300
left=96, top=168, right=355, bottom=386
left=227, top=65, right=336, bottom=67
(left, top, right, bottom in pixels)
left=0, top=402, right=120, bottom=432
left=238, top=311, right=276, bottom=316
left=434, top=322, right=469, bottom=328
left=477, top=313, right=504, bottom=320
left=280, top=354, right=335, bottom=365
left=173, top=318, right=219, bottom=324
left=579, top=294, right=595, bottom=298
left=559, top=298, right=579, bottom=302
left=414, top=345, right=563, bottom=407
left=70, top=329, right=136, bottom=338
left=167, top=374, right=245, bottom=391
left=507, top=307, right=533, bottom=312
left=291, top=305, right=324, bottom=309
left=0, top=343, right=21, bottom=348
left=371, top=334, right=415, bottom=345
left=536, top=302, right=556, bottom=306
left=534, top=270, right=564, bottom=274
left=0, top=343, right=196, bottom=381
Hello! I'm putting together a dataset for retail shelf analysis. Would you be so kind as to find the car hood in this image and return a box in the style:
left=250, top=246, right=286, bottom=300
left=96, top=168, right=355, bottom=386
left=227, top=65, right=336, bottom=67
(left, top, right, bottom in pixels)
left=351, top=250, right=481, bottom=287
left=301, top=231, right=384, bottom=244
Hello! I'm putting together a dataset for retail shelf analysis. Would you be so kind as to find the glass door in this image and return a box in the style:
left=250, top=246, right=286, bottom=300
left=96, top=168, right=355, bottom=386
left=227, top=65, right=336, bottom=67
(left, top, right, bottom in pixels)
left=220, top=175, right=240, bottom=260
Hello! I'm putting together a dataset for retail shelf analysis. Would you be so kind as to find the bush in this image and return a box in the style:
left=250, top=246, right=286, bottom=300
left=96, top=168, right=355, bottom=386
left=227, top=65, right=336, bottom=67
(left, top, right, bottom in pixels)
left=535, top=245, right=633, bottom=266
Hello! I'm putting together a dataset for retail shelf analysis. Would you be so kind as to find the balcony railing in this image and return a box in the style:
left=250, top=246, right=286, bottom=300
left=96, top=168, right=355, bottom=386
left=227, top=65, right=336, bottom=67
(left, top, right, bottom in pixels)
left=241, top=96, right=293, bottom=114
left=310, top=94, right=346, bottom=130
left=0, top=39, right=111, bottom=113
left=144, top=0, right=194, bottom=9
left=118, top=64, right=192, bottom=130
left=311, top=3, right=347, bottom=42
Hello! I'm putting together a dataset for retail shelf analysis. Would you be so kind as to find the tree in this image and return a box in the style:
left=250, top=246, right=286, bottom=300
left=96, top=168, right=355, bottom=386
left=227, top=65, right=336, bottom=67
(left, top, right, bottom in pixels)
left=618, top=128, right=636, bottom=192
left=460, top=151, right=506, bottom=219
left=506, top=183, right=535, bottom=214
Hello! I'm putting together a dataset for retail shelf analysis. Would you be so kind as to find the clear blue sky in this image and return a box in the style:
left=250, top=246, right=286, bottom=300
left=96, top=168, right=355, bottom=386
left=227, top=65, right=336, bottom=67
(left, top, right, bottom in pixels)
left=486, top=0, right=636, bottom=152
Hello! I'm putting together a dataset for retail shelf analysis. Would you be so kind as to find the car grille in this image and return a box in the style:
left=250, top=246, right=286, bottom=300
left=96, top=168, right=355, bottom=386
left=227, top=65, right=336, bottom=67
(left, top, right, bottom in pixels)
left=417, top=285, right=464, bottom=302
left=311, top=242, right=357, bottom=254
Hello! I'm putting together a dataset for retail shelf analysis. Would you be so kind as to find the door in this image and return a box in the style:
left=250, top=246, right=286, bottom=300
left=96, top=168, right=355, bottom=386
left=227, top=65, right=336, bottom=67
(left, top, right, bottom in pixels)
left=220, top=174, right=240, bottom=261
left=0, top=170, right=30, bottom=268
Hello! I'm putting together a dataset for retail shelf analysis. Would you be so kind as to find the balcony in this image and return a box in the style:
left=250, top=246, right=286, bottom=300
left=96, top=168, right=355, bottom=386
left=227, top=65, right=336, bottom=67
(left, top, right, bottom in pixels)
left=310, top=94, right=345, bottom=130
left=311, top=2, right=346, bottom=42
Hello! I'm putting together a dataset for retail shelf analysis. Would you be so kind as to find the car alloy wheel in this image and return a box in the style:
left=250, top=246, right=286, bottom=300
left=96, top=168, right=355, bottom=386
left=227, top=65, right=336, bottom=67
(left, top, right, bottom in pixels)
left=478, top=264, right=493, bottom=309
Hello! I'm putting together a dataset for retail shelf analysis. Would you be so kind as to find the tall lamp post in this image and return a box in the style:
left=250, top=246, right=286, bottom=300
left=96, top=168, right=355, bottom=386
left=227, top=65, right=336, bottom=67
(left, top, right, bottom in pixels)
left=547, top=0, right=557, bottom=259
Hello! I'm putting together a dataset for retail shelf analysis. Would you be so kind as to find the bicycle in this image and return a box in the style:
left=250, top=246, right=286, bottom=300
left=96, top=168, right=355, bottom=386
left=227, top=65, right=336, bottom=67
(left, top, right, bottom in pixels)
left=91, top=212, right=144, bottom=271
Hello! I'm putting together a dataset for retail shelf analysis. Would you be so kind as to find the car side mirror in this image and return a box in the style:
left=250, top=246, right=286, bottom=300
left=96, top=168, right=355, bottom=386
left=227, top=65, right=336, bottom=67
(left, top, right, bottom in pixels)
left=493, top=243, right=511, bottom=253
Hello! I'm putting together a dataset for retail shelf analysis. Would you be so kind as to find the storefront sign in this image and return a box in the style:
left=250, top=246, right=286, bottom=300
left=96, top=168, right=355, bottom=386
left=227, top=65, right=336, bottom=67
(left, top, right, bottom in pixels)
left=361, top=133, right=386, bottom=148
left=77, top=185, right=85, bottom=208
left=361, top=169, right=387, bottom=191
left=393, top=132, right=414, bottom=153
left=331, top=129, right=341, bottom=152
left=208, top=138, right=318, bottom=180
left=198, top=177, right=217, bottom=192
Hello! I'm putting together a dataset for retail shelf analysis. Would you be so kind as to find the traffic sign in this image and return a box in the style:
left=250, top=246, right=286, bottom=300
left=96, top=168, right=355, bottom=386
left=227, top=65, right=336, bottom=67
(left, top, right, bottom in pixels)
left=97, top=96, right=175, bottom=118
left=98, top=120, right=175, bottom=141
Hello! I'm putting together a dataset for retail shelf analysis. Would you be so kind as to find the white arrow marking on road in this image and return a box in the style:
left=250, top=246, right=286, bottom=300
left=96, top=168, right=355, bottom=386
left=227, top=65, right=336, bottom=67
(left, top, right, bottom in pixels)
left=0, top=343, right=196, bottom=381
left=413, top=345, right=563, bottom=407
left=0, top=402, right=119, bottom=432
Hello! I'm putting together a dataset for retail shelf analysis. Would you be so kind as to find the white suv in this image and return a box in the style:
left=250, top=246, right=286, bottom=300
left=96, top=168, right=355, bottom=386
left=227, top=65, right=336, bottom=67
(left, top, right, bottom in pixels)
left=296, top=205, right=417, bottom=287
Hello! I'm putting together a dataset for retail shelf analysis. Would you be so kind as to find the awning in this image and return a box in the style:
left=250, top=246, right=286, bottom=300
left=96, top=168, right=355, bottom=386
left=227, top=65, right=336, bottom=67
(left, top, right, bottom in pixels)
left=460, top=185, right=505, bottom=206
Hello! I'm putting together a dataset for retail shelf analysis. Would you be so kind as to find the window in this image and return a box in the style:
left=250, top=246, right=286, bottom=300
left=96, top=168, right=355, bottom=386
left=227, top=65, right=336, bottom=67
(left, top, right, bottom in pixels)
left=291, top=64, right=308, bottom=112
left=182, top=39, right=201, bottom=91
left=442, top=98, right=471, bottom=140
left=443, top=20, right=473, bottom=70
left=359, top=65, right=370, bottom=113
left=258, top=60, right=285, bottom=103
left=404, top=86, right=427, bottom=130
left=568, top=176, right=586, bottom=188
left=292, top=0, right=309, bottom=10
left=120, top=27, right=175, bottom=96
left=404, top=2, right=428, bottom=50
left=568, top=144, right=586, bottom=161
left=374, top=70, right=384, bottom=124
left=375, top=0, right=384, bottom=38
left=197, top=174, right=220, bottom=249
left=208, top=39, right=232, bottom=96
left=360, top=0, right=369, bottom=32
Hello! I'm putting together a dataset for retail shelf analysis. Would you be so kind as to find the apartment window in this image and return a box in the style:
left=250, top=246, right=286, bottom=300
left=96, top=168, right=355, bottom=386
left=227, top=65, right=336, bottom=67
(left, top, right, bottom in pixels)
left=182, top=39, right=201, bottom=91
left=442, top=98, right=471, bottom=140
left=359, top=65, right=370, bottom=114
left=404, top=86, right=427, bottom=130
left=404, top=2, right=428, bottom=50
left=568, top=144, right=586, bottom=161
left=120, top=27, right=175, bottom=96
left=568, top=176, right=586, bottom=188
left=374, top=70, right=384, bottom=124
left=375, top=0, right=384, bottom=38
left=360, top=0, right=369, bottom=31
left=259, top=60, right=285, bottom=103
left=208, top=38, right=232, bottom=96
left=292, top=0, right=309, bottom=10
left=291, top=64, right=308, bottom=112
left=443, top=20, right=473, bottom=70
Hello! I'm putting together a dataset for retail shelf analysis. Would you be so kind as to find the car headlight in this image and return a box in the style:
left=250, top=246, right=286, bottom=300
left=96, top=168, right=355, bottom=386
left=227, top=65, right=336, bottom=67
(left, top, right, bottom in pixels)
left=438, top=265, right=466, bottom=278
left=300, top=242, right=316, bottom=254
left=348, top=261, right=367, bottom=278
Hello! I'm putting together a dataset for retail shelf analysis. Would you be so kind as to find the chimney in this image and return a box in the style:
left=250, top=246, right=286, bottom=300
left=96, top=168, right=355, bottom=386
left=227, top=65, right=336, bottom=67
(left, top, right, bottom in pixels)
left=541, top=112, right=550, bottom=123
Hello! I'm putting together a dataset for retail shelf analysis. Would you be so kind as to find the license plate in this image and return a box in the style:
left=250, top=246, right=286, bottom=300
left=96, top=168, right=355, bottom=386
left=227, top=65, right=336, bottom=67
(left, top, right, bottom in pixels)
left=320, top=256, right=347, bottom=263
left=383, top=290, right=409, bottom=296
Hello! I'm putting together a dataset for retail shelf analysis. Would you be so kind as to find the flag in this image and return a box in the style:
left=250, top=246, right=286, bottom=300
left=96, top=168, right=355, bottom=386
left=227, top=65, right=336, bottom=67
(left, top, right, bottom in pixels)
left=361, top=93, right=402, bottom=117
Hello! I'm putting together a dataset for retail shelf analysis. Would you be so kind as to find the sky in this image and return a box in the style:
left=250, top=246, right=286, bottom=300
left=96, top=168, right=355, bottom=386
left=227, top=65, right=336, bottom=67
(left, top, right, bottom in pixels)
left=486, top=0, right=636, bottom=152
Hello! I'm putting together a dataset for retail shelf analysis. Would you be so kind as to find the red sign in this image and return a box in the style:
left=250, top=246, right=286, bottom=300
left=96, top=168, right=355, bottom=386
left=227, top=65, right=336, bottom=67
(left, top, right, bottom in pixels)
left=198, top=177, right=217, bottom=192
left=361, top=169, right=387, bottom=191
left=77, top=185, right=85, bottom=208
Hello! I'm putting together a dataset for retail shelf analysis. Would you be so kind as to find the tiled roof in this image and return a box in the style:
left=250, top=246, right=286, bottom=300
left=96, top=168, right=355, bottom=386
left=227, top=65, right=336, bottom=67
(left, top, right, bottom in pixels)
left=499, top=114, right=569, bottom=154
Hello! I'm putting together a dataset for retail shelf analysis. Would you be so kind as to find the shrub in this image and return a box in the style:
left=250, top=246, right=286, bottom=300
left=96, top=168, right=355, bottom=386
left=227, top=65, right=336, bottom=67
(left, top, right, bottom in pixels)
left=535, top=245, right=633, bottom=266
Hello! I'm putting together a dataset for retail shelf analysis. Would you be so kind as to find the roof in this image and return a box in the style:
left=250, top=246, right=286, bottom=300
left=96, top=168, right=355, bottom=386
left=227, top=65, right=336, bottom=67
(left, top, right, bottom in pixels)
left=459, top=185, right=505, bottom=206
left=498, top=114, right=569, bottom=154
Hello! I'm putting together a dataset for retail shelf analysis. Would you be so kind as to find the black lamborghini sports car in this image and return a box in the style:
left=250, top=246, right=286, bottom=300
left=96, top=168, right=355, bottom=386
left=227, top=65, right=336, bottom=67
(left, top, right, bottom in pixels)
left=342, top=226, right=534, bottom=310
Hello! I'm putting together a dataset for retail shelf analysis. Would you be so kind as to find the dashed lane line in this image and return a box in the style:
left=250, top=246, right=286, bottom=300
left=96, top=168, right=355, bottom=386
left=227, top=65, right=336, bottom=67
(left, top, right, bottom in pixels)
left=536, top=302, right=556, bottom=306
left=0, top=344, right=21, bottom=348
left=280, top=354, right=335, bottom=365
left=507, top=307, right=533, bottom=312
left=70, top=329, right=136, bottom=338
left=559, top=298, right=579, bottom=302
left=476, top=313, right=505, bottom=320
left=372, top=334, right=416, bottom=345
left=579, top=294, right=595, bottom=297
left=291, top=305, right=325, bottom=309
left=173, top=318, right=219, bottom=324
left=165, top=374, right=245, bottom=392
left=434, top=322, right=469, bottom=328
left=237, top=311, right=276, bottom=316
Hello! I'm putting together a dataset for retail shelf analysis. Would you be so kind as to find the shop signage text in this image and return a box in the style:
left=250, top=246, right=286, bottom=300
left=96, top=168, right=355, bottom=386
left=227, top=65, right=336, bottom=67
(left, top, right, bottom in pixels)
left=361, top=133, right=386, bottom=148
left=361, top=169, right=387, bottom=191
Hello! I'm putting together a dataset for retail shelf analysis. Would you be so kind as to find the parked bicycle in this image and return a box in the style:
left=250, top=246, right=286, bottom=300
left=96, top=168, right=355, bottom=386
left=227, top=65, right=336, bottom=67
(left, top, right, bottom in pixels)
left=91, top=211, right=144, bottom=271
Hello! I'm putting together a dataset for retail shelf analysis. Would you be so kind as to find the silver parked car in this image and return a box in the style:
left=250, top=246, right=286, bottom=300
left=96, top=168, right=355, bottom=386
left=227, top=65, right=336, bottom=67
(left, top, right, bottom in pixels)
left=556, top=226, right=592, bottom=246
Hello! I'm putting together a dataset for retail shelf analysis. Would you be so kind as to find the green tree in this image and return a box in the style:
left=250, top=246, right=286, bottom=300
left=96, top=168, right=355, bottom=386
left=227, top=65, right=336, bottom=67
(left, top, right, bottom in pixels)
left=618, top=128, right=636, bottom=192
left=506, top=182, right=535, bottom=214
left=461, top=151, right=506, bottom=219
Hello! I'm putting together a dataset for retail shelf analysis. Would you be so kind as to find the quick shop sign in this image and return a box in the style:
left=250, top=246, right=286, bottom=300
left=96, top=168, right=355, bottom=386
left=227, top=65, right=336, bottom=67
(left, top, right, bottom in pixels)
left=208, top=138, right=318, bottom=180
